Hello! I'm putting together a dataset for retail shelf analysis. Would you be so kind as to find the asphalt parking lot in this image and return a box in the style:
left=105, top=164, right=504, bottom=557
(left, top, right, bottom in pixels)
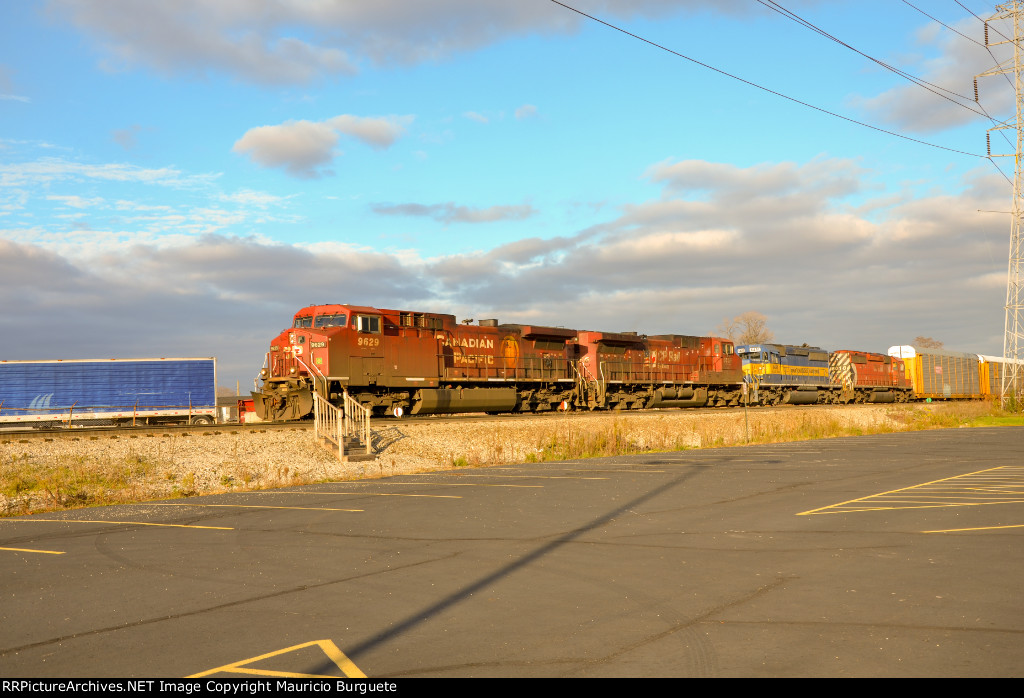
left=2, top=427, right=1022, bottom=677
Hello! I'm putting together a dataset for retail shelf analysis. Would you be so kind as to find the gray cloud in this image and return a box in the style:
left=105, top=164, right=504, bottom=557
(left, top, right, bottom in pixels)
left=48, top=0, right=355, bottom=84
left=111, top=125, right=142, bottom=151
left=233, top=115, right=410, bottom=178
left=0, top=64, right=28, bottom=102
left=47, top=0, right=770, bottom=84
left=327, top=115, right=410, bottom=149
left=3, top=155, right=1012, bottom=389
left=372, top=201, right=537, bottom=224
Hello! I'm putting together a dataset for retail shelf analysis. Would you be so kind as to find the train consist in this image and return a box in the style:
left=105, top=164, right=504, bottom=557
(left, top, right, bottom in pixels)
left=250, top=303, right=1014, bottom=421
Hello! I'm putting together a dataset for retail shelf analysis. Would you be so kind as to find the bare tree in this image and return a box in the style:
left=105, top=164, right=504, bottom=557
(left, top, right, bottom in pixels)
left=715, top=311, right=775, bottom=344
left=913, top=336, right=944, bottom=349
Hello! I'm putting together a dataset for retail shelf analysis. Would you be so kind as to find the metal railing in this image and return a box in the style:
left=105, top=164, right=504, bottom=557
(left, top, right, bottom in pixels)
left=313, top=390, right=372, bottom=460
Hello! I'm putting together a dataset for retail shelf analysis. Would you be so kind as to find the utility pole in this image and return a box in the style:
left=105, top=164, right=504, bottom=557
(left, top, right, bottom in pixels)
left=978, top=1, right=1024, bottom=408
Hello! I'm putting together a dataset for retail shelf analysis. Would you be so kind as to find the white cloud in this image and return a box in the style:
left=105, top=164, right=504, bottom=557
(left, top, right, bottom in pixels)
left=463, top=111, right=489, bottom=124
left=852, top=16, right=1014, bottom=133
left=46, top=194, right=105, bottom=209
left=372, top=201, right=536, bottom=224
left=515, top=104, right=538, bottom=120
left=0, top=158, right=218, bottom=188
left=218, top=189, right=289, bottom=207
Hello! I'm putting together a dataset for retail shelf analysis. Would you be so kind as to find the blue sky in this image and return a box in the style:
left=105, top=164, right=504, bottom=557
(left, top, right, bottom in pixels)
left=0, top=1, right=1017, bottom=388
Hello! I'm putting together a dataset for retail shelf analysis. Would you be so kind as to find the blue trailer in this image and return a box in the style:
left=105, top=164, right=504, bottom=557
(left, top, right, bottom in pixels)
left=0, top=358, right=217, bottom=426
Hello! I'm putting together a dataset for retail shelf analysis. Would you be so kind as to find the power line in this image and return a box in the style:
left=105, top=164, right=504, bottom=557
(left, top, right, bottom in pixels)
left=902, top=0, right=986, bottom=46
left=761, top=0, right=982, bottom=112
left=901, top=0, right=1014, bottom=93
left=953, top=0, right=1017, bottom=45
left=548, top=0, right=984, bottom=159
left=764, top=0, right=1012, bottom=182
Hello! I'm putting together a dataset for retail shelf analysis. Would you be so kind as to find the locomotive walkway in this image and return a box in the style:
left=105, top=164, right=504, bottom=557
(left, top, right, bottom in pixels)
left=1, top=426, right=1022, bottom=677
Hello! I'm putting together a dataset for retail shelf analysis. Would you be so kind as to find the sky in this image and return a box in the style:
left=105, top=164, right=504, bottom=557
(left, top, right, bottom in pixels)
left=0, top=0, right=1019, bottom=390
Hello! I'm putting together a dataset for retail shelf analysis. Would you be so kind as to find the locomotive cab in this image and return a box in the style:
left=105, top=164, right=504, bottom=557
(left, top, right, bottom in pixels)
left=252, top=304, right=353, bottom=420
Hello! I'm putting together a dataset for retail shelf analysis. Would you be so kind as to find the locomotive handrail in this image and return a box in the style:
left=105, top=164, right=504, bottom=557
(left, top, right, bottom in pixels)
left=313, top=391, right=344, bottom=459
left=341, top=389, right=372, bottom=456
left=293, top=353, right=330, bottom=399
left=312, top=390, right=371, bottom=460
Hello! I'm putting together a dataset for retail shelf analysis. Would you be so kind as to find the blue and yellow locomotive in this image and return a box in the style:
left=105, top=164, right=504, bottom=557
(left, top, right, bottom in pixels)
left=735, top=344, right=834, bottom=405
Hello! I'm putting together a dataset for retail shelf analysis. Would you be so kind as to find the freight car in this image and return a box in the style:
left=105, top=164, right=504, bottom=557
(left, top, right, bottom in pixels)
left=0, top=358, right=218, bottom=427
left=887, top=346, right=984, bottom=400
left=251, top=303, right=743, bottom=420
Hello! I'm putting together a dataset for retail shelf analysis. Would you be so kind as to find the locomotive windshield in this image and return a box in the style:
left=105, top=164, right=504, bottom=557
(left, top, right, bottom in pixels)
left=314, top=313, right=347, bottom=328
left=293, top=317, right=313, bottom=328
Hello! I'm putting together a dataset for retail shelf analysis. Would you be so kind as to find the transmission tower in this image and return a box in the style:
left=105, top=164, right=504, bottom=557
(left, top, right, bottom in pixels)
left=978, top=1, right=1024, bottom=407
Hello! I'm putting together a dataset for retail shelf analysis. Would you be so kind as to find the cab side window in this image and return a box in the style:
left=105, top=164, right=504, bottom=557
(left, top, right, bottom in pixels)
left=356, top=315, right=381, bottom=333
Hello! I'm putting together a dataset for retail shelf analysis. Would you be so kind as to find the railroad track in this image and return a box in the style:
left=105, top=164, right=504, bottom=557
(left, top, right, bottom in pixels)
left=0, top=420, right=311, bottom=442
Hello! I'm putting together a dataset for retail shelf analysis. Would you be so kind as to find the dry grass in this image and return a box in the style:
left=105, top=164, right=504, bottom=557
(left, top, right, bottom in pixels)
left=4, top=401, right=1021, bottom=517
left=443, top=401, right=1023, bottom=467
left=2, top=447, right=161, bottom=515
left=0, top=430, right=342, bottom=517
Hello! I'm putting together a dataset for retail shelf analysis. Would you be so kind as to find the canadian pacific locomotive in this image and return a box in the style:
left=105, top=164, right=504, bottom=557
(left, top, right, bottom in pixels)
left=250, top=303, right=1013, bottom=421
left=251, top=303, right=743, bottom=420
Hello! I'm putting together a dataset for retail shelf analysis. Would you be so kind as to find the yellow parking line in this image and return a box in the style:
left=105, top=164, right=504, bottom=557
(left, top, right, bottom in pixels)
left=924, top=523, right=1024, bottom=533
left=488, top=467, right=666, bottom=474
left=2, top=519, right=233, bottom=530
left=799, top=465, right=1024, bottom=516
left=147, top=503, right=363, bottom=512
left=188, top=639, right=365, bottom=679
left=383, top=482, right=543, bottom=488
left=0, top=546, right=65, bottom=555
left=407, top=473, right=608, bottom=481
left=251, top=491, right=462, bottom=499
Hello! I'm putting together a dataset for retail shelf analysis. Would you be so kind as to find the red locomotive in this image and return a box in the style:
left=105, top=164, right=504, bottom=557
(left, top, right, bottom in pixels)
left=828, top=350, right=913, bottom=403
left=251, top=304, right=744, bottom=420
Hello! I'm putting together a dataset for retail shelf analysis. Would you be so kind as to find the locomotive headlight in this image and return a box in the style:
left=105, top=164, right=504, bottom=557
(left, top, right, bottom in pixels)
left=260, top=368, right=268, bottom=379
left=289, top=366, right=298, bottom=375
